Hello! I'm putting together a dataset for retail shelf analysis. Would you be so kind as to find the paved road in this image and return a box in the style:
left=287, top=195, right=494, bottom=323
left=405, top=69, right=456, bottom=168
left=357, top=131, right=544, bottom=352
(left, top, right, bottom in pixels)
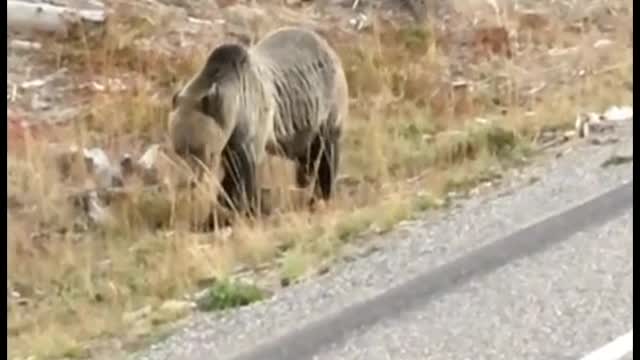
left=313, top=208, right=632, bottom=360
left=133, top=121, right=633, bottom=360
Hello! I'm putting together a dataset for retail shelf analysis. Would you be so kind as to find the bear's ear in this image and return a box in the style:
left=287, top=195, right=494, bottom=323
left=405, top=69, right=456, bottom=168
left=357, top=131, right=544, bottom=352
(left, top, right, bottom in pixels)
left=171, top=92, right=179, bottom=109
left=200, top=84, right=220, bottom=115
left=199, top=94, right=210, bottom=115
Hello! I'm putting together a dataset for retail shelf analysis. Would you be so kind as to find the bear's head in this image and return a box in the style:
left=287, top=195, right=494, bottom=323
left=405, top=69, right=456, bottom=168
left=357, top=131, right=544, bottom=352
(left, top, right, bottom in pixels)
left=168, top=43, right=250, bottom=176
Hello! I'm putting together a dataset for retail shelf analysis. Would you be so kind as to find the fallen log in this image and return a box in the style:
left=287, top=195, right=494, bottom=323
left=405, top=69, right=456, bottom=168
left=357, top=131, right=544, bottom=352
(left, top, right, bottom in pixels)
left=7, top=0, right=106, bottom=36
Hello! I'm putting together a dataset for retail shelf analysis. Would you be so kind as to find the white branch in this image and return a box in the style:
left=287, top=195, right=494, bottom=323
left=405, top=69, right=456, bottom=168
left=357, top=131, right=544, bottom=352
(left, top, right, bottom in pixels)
left=7, top=0, right=106, bottom=36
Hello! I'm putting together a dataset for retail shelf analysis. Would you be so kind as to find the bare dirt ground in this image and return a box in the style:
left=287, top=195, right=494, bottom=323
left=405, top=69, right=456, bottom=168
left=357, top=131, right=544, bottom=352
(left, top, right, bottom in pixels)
left=7, top=0, right=632, bottom=359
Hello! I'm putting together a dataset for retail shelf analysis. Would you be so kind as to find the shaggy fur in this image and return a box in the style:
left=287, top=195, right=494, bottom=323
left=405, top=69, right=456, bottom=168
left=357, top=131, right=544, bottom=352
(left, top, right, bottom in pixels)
left=168, top=26, right=349, bottom=219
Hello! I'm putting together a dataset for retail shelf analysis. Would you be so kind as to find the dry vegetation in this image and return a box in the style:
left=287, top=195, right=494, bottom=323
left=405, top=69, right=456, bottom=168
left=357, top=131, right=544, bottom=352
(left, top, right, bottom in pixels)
left=7, top=0, right=633, bottom=358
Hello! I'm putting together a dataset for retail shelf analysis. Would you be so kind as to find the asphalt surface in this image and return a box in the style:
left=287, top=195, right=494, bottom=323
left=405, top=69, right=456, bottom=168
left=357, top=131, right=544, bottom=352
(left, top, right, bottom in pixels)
left=313, top=208, right=633, bottom=360
left=133, top=121, right=633, bottom=360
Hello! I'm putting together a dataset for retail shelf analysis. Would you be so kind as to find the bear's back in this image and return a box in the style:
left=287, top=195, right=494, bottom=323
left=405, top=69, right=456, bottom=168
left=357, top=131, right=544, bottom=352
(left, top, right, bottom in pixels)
left=252, top=27, right=338, bottom=71
left=251, top=26, right=343, bottom=120
left=249, top=27, right=348, bottom=157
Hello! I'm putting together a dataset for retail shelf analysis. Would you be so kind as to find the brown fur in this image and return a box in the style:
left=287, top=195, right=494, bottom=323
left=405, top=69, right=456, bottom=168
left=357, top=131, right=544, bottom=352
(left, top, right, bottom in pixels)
left=168, top=26, right=349, bottom=223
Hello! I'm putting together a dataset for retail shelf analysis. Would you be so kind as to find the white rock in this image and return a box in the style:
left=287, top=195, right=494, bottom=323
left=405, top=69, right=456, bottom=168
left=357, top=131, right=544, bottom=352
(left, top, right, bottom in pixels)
left=138, top=144, right=160, bottom=170
left=603, top=106, right=633, bottom=122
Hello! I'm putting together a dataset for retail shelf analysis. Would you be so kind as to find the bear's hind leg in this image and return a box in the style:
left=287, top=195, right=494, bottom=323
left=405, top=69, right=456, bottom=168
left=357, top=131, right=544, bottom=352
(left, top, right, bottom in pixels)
left=296, top=133, right=339, bottom=203
left=315, top=135, right=339, bottom=201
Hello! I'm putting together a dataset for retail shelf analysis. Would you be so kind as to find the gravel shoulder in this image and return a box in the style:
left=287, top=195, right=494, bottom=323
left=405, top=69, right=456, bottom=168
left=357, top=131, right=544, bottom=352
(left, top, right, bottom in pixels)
left=133, top=122, right=633, bottom=360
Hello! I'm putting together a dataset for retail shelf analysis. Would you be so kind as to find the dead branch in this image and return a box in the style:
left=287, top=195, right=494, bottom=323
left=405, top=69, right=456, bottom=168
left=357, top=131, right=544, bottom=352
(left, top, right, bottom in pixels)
left=7, top=0, right=106, bottom=36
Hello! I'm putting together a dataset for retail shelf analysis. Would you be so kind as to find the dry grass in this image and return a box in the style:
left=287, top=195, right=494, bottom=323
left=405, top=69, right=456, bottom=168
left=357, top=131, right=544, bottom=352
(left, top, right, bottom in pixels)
left=7, top=0, right=633, bottom=358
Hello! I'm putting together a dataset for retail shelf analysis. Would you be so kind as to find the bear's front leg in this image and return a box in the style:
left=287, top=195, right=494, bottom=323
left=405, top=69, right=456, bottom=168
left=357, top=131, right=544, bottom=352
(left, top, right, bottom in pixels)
left=218, top=143, right=259, bottom=218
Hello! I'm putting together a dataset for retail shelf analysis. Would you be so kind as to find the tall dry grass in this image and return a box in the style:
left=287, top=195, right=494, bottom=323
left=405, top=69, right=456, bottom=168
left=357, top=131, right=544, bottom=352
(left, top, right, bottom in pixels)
left=7, top=0, right=633, bottom=358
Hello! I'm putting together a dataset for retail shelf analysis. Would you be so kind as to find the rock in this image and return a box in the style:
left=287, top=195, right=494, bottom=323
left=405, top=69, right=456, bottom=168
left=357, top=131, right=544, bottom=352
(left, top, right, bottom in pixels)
left=83, top=147, right=123, bottom=188
left=153, top=300, right=195, bottom=324
left=603, top=105, right=633, bottom=122
left=122, top=305, right=152, bottom=324
left=349, top=13, right=370, bottom=31
left=120, top=144, right=162, bottom=185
